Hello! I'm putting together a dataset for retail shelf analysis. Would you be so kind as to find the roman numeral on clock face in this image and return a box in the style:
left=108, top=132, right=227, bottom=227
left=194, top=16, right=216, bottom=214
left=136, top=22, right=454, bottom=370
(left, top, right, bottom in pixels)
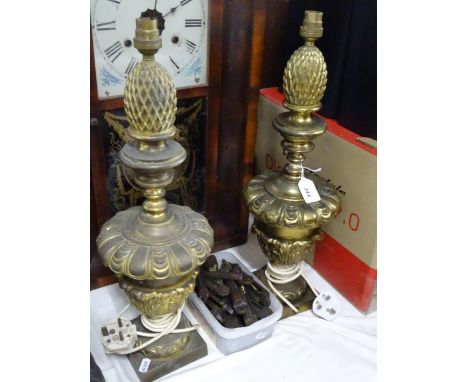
left=104, top=41, right=124, bottom=63
left=184, top=39, right=197, bottom=54
left=125, top=57, right=137, bottom=76
left=185, top=19, right=202, bottom=27
left=180, top=0, right=193, bottom=6
left=96, top=20, right=116, bottom=31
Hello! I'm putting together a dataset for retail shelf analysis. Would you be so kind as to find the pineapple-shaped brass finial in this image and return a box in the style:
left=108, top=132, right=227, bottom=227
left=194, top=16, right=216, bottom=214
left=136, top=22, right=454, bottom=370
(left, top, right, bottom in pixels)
left=283, top=10, right=327, bottom=111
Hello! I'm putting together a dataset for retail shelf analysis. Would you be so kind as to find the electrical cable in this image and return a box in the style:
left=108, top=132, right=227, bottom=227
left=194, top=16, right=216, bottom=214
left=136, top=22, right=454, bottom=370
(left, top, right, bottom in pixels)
left=264, top=261, right=319, bottom=313
left=106, top=302, right=198, bottom=355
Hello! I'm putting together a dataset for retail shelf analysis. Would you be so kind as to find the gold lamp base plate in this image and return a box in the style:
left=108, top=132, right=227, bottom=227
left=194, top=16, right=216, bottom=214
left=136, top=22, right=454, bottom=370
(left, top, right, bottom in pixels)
left=254, top=266, right=317, bottom=320
left=127, top=314, right=207, bottom=381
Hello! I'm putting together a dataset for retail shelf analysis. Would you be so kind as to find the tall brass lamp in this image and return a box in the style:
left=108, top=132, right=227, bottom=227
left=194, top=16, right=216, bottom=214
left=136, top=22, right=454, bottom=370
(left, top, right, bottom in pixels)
left=244, top=10, right=342, bottom=318
left=96, top=16, right=214, bottom=381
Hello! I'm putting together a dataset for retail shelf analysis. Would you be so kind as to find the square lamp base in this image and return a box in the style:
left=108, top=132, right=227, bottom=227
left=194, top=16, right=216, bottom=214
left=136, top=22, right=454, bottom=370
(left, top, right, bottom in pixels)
left=127, top=313, right=207, bottom=382
left=254, top=265, right=317, bottom=319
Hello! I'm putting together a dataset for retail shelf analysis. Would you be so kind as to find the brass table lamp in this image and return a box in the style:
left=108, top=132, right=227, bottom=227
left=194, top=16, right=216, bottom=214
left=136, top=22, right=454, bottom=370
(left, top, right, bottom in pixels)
left=244, top=10, right=342, bottom=319
left=96, top=16, right=214, bottom=381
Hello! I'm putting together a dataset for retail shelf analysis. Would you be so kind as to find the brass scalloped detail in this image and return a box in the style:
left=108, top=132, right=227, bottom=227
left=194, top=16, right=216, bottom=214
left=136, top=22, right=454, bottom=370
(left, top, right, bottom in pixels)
left=124, top=59, right=177, bottom=137
left=139, top=333, right=190, bottom=358
left=120, top=271, right=197, bottom=316
left=97, top=206, right=213, bottom=280
left=283, top=45, right=327, bottom=109
left=252, top=223, right=323, bottom=265
left=245, top=174, right=341, bottom=229
left=275, top=277, right=308, bottom=302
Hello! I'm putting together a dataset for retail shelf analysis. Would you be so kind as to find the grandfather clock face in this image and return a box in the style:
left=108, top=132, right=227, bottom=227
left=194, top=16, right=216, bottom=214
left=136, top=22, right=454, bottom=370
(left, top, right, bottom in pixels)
left=91, top=0, right=209, bottom=100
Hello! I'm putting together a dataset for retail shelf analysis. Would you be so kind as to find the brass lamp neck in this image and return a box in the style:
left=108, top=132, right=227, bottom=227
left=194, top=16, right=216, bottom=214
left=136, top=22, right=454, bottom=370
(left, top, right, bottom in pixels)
left=134, top=17, right=162, bottom=57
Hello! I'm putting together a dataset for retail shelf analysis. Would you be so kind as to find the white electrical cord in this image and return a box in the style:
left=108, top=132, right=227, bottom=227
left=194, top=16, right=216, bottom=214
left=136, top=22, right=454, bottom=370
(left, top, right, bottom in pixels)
left=303, top=166, right=322, bottom=174
left=265, top=261, right=319, bottom=313
left=109, top=302, right=198, bottom=355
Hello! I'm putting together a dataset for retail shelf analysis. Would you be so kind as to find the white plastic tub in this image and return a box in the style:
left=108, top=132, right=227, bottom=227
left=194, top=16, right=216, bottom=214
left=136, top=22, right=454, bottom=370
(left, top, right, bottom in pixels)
left=189, top=251, right=283, bottom=355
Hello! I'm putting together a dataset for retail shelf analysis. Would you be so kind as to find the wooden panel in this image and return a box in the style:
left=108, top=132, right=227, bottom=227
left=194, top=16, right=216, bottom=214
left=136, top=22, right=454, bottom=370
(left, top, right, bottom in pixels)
left=90, top=175, right=97, bottom=261
left=204, top=0, right=224, bottom=224
left=237, top=0, right=268, bottom=244
left=260, top=0, right=291, bottom=88
left=178, top=86, right=209, bottom=100
left=244, top=0, right=266, bottom=186
left=215, top=0, right=254, bottom=243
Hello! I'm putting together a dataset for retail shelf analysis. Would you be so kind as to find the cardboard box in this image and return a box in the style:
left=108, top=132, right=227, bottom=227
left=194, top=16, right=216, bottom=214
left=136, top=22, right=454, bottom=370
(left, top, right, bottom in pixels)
left=255, top=87, right=377, bottom=314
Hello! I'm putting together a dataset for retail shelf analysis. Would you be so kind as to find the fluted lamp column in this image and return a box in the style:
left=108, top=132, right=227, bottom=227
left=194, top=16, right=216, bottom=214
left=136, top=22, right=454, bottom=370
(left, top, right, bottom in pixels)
left=96, top=16, right=214, bottom=380
left=244, top=11, right=342, bottom=319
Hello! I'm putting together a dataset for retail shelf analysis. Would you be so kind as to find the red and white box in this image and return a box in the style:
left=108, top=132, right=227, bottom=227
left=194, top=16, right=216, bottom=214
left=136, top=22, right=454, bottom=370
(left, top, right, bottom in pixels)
left=254, top=87, right=377, bottom=314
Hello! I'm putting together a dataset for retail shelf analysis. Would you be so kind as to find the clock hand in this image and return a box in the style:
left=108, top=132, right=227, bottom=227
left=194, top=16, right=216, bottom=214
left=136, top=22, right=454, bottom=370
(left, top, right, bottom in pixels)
left=163, top=4, right=180, bottom=18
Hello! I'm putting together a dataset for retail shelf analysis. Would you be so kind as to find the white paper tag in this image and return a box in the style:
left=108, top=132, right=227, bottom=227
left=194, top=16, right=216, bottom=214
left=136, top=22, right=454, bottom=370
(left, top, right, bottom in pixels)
left=298, top=177, right=321, bottom=203
left=312, top=291, right=342, bottom=321
left=139, top=358, right=151, bottom=373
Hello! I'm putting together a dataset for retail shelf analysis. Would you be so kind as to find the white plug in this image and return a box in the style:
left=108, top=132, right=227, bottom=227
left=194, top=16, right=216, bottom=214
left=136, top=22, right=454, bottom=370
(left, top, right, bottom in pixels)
left=312, top=291, right=341, bottom=321
left=100, top=317, right=137, bottom=353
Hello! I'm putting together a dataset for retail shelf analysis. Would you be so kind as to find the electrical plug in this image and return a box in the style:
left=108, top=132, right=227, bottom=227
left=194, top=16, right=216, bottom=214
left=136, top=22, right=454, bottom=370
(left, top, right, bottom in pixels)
left=100, top=317, right=137, bottom=353
left=312, top=291, right=342, bottom=321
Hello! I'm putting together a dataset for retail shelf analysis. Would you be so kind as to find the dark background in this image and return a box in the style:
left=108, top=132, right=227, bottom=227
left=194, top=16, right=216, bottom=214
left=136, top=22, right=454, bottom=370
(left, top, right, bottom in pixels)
left=261, top=0, right=377, bottom=139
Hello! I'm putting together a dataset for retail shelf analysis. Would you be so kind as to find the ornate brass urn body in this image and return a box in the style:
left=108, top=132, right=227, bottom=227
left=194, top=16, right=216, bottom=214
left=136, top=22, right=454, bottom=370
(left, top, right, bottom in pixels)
left=96, top=16, right=213, bottom=378
left=244, top=11, right=342, bottom=318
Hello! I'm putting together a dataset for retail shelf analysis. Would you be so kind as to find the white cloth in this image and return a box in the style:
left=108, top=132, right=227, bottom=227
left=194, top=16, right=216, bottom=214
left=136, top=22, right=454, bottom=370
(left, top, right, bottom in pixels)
left=90, top=231, right=376, bottom=382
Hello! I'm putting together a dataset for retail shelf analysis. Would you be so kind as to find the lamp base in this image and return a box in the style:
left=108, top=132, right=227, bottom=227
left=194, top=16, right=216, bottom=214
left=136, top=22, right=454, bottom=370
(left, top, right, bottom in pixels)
left=127, top=314, right=207, bottom=381
left=254, top=266, right=317, bottom=319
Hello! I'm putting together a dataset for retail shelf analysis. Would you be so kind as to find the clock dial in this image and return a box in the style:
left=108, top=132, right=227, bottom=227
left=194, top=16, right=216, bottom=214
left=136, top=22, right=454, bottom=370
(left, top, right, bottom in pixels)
left=91, top=0, right=208, bottom=99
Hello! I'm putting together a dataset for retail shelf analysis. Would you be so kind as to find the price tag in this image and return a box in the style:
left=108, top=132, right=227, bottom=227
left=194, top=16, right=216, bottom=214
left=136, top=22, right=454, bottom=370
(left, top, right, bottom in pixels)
left=312, top=291, right=342, bottom=321
left=298, top=177, right=321, bottom=203
left=139, top=358, right=151, bottom=373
